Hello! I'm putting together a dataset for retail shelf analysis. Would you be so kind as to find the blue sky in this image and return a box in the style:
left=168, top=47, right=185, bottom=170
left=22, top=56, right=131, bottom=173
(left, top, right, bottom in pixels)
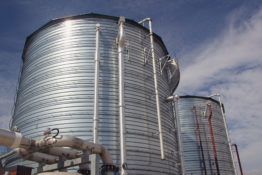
left=0, top=0, right=262, bottom=174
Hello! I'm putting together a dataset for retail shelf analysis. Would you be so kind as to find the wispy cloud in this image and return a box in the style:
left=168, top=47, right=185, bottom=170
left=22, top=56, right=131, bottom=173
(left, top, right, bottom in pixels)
left=177, top=6, right=262, bottom=175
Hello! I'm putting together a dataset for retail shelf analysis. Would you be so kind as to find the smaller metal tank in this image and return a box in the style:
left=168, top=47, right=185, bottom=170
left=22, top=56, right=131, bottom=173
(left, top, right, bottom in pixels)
left=174, top=95, right=235, bottom=175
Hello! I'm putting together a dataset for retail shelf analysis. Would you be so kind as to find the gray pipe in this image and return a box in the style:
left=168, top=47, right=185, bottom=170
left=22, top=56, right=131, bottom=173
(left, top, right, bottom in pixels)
left=42, top=147, right=82, bottom=159
left=0, top=129, right=31, bottom=149
left=16, top=148, right=59, bottom=164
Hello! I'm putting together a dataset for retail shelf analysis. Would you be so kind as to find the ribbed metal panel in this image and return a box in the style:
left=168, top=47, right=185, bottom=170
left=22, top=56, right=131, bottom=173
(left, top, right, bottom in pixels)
left=175, top=96, right=235, bottom=175
left=10, top=14, right=179, bottom=174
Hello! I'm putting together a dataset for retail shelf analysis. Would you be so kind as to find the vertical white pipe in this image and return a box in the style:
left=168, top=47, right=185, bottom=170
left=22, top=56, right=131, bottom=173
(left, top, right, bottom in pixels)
left=138, top=17, right=165, bottom=160
left=118, top=16, right=127, bottom=175
left=148, top=19, right=165, bottom=160
left=93, top=23, right=100, bottom=144
left=218, top=95, right=238, bottom=175
left=92, top=23, right=100, bottom=175
left=174, top=95, right=186, bottom=175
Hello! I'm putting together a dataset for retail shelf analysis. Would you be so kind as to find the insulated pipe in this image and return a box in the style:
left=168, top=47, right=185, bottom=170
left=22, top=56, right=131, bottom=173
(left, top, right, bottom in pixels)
left=193, top=106, right=207, bottom=175
left=207, top=104, right=220, bottom=175
left=0, top=129, right=32, bottom=149
left=0, top=130, right=114, bottom=175
left=139, top=18, right=165, bottom=160
left=208, top=94, right=237, bottom=175
left=117, top=16, right=127, bottom=175
left=16, top=148, right=59, bottom=164
left=0, top=148, right=59, bottom=165
left=232, top=144, right=243, bottom=175
left=174, top=95, right=186, bottom=175
left=43, top=147, right=82, bottom=159
left=36, top=135, right=113, bottom=165
left=93, top=23, right=100, bottom=144
left=0, top=129, right=113, bottom=166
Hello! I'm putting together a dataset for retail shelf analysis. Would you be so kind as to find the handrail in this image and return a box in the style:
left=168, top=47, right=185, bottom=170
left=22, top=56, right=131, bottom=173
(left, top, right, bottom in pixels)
left=193, top=106, right=207, bottom=175
left=208, top=104, right=220, bottom=175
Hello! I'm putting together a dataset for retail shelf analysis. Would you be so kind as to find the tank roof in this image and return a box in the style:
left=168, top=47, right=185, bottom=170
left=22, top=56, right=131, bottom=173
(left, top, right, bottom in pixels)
left=22, top=13, right=168, bottom=60
left=179, top=95, right=221, bottom=105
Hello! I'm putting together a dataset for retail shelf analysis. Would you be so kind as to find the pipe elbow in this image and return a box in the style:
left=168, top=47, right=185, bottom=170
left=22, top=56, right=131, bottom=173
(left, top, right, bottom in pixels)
left=100, top=145, right=113, bottom=165
left=118, top=17, right=125, bottom=49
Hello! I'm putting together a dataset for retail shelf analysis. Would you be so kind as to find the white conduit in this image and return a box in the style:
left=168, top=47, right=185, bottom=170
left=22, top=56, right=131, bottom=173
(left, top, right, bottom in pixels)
left=117, top=16, right=127, bottom=175
left=174, top=95, right=186, bottom=175
left=93, top=23, right=100, bottom=144
left=139, top=18, right=165, bottom=160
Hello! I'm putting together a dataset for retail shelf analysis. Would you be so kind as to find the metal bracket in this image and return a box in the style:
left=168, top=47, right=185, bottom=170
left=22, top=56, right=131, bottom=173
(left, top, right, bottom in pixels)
left=159, top=55, right=170, bottom=75
left=125, top=40, right=130, bottom=61
left=143, top=47, right=151, bottom=65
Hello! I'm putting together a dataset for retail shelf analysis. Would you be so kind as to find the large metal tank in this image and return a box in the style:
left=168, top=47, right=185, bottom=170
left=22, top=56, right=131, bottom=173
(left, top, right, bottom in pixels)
left=9, top=14, right=180, bottom=174
left=174, top=95, right=235, bottom=175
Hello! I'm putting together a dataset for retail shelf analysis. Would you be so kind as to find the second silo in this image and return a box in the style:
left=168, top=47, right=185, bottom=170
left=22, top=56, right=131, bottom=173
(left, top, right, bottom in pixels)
left=9, top=13, right=180, bottom=174
left=174, top=95, right=236, bottom=175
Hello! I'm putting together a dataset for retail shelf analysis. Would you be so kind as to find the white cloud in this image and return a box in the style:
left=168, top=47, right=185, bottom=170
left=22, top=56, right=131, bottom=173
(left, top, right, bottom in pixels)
left=177, top=6, right=262, bottom=174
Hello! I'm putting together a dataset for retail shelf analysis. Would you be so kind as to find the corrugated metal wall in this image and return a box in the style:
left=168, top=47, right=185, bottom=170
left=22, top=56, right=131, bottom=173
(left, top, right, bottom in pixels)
left=174, top=96, right=235, bottom=175
left=10, top=15, right=179, bottom=174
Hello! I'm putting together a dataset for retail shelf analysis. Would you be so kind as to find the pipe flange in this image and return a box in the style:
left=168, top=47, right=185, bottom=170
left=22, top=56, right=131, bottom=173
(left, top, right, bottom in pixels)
left=100, top=164, right=118, bottom=173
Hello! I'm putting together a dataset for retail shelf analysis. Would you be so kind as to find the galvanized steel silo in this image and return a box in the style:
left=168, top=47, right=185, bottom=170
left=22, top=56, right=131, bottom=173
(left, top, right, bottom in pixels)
left=174, top=95, right=235, bottom=175
left=9, top=14, right=180, bottom=174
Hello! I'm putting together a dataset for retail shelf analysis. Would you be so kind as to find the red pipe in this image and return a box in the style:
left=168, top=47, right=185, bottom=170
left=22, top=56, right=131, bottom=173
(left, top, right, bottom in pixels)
left=232, top=144, right=243, bottom=175
left=193, top=106, right=207, bottom=175
left=208, top=104, right=220, bottom=175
